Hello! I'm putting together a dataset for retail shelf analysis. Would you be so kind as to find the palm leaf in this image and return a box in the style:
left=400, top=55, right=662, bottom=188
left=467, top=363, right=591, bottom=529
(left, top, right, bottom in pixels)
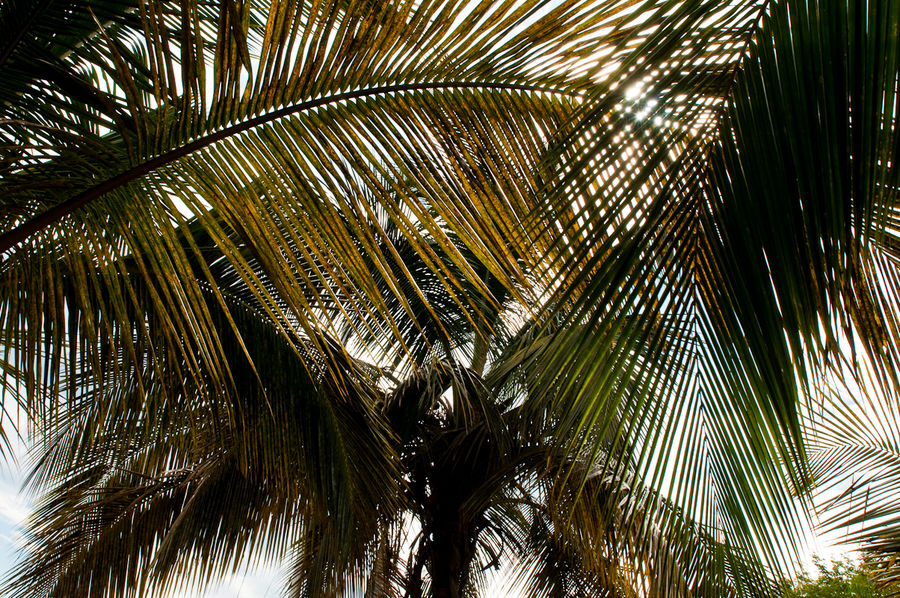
left=514, top=0, right=897, bottom=582
left=2, top=0, right=898, bottom=595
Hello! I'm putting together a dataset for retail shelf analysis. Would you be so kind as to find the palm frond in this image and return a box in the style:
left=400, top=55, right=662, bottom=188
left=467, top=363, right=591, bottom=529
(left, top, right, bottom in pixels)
left=3, top=0, right=899, bottom=595
left=508, top=0, right=899, bottom=583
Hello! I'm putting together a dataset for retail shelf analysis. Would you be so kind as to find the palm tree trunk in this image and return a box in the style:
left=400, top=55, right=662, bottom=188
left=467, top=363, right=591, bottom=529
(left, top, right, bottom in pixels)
left=429, top=514, right=467, bottom=598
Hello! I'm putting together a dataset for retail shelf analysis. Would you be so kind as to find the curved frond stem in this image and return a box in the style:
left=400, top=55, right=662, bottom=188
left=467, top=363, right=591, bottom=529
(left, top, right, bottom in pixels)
left=0, top=80, right=579, bottom=256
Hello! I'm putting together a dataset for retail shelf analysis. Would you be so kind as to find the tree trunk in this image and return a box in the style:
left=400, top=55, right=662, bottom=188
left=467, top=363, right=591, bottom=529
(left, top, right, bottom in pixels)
left=429, top=512, right=468, bottom=598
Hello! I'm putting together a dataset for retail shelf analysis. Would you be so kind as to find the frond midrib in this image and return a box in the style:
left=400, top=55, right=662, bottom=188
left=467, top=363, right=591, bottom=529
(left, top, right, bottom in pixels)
left=0, top=80, right=583, bottom=255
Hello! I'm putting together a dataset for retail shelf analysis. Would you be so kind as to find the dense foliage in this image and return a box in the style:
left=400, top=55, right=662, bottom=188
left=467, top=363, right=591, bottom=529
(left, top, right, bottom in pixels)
left=0, top=0, right=898, bottom=596
left=783, top=559, right=887, bottom=598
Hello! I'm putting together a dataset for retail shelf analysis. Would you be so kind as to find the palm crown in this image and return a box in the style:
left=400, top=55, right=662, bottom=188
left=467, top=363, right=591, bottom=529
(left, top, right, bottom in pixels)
left=6, top=202, right=750, bottom=597
left=0, top=0, right=898, bottom=596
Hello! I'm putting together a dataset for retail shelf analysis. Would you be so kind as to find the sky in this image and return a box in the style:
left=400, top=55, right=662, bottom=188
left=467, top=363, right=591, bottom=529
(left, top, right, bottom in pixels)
left=0, top=458, right=29, bottom=593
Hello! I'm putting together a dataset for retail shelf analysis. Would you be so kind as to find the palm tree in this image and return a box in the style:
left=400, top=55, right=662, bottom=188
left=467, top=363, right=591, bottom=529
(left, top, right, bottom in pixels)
left=0, top=0, right=897, bottom=596
left=3, top=207, right=755, bottom=597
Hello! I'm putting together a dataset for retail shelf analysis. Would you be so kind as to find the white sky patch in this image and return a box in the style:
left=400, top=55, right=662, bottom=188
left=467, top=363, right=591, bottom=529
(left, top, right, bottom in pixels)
left=165, top=567, right=281, bottom=598
left=0, top=480, right=29, bottom=529
left=0, top=405, right=31, bottom=535
left=0, top=454, right=32, bottom=588
left=624, top=82, right=644, bottom=101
